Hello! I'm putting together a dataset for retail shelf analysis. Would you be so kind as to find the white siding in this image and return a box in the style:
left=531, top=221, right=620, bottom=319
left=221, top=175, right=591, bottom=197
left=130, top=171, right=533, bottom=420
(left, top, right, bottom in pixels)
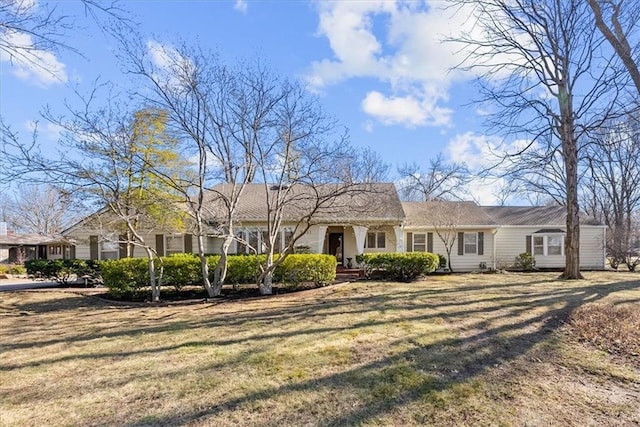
left=493, top=226, right=605, bottom=270
left=65, top=227, right=171, bottom=260
left=406, top=228, right=496, bottom=272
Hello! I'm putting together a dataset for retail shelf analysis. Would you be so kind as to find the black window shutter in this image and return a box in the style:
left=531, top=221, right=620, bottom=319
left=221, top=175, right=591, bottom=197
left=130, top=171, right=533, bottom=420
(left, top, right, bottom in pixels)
left=406, top=232, right=413, bottom=252
left=458, top=232, right=464, bottom=255
left=478, top=232, right=484, bottom=255
left=156, top=234, right=165, bottom=257
left=184, top=234, right=193, bottom=253
left=70, top=245, right=76, bottom=259
left=427, top=232, right=433, bottom=253
left=119, top=234, right=127, bottom=259
left=526, top=235, right=532, bottom=254
left=89, top=235, right=98, bottom=260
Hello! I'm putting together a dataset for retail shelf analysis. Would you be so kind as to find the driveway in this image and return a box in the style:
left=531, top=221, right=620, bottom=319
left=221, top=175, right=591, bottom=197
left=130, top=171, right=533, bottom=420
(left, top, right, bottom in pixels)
left=0, top=278, right=60, bottom=291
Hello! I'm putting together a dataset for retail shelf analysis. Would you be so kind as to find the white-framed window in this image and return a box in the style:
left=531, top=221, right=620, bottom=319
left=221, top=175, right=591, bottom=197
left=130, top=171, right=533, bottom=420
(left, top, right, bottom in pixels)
left=464, top=232, right=477, bottom=254
left=413, top=233, right=426, bottom=252
left=534, top=235, right=564, bottom=256
left=100, top=234, right=119, bottom=260
left=365, top=231, right=386, bottom=249
left=166, top=235, right=183, bottom=255
left=48, top=245, right=62, bottom=255
left=235, top=228, right=294, bottom=254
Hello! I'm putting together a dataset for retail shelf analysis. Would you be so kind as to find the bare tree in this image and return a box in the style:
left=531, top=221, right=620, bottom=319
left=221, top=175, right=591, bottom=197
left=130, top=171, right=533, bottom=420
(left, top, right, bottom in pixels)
left=1, top=91, right=184, bottom=302
left=398, top=154, right=470, bottom=201
left=2, top=184, right=80, bottom=234
left=452, top=0, right=623, bottom=279
left=249, top=79, right=377, bottom=295
left=0, top=0, right=128, bottom=80
left=119, top=40, right=272, bottom=297
left=429, top=201, right=466, bottom=272
left=582, top=114, right=640, bottom=270
left=587, top=0, right=640, bottom=95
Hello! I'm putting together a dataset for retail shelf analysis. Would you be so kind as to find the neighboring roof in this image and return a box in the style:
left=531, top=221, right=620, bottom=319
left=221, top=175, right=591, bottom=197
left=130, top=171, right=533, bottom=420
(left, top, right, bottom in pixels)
left=402, top=201, right=497, bottom=227
left=402, top=202, right=604, bottom=228
left=481, top=206, right=602, bottom=226
left=0, top=233, right=73, bottom=246
left=206, top=183, right=406, bottom=223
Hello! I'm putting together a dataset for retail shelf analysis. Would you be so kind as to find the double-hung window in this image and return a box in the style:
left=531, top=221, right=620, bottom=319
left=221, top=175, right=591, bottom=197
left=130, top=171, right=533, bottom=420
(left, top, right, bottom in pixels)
left=413, top=233, right=426, bottom=252
left=533, top=234, right=564, bottom=256
left=166, top=235, right=183, bottom=255
left=365, top=231, right=386, bottom=249
left=100, top=234, right=119, bottom=260
left=464, top=233, right=477, bottom=254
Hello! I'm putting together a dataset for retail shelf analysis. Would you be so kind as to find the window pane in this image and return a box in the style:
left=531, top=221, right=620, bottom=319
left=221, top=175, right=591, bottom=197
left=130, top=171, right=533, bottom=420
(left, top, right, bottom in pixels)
left=284, top=229, right=294, bottom=248
left=236, top=231, right=246, bottom=254
left=367, top=232, right=376, bottom=248
left=548, top=236, right=562, bottom=255
left=166, top=236, right=182, bottom=254
left=464, top=233, right=477, bottom=254
left=377, top=232, right=386, bottom=248
left=101, top=241, right=118, bottom=251
left=413, top=234, right=426, bottom=252
left=247, top=231, right=259, bottom=253
left=101, top=251, right=118, bottom=260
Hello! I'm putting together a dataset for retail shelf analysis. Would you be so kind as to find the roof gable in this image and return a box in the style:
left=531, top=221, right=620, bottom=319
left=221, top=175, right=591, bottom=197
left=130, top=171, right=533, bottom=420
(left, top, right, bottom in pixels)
left=206, top=183, right=406, bottom=223
left=402, top=201, right=497, bottom=227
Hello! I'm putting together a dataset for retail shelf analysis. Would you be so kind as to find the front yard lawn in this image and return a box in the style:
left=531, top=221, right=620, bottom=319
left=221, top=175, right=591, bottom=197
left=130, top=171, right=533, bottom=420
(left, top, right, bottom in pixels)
left=1, top=272, right=638, bottom=426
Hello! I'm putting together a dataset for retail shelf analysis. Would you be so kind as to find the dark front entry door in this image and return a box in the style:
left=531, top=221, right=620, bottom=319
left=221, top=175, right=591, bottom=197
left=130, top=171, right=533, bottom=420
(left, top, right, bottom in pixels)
left=328, top=233, right=344, bottom=265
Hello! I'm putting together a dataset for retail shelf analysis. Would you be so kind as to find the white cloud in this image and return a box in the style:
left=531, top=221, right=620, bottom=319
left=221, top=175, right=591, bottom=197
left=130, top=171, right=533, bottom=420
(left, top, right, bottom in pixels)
left=307, top=1, right=530, bottom=129
left=362, top=90, right=452, bottom=128
left=147, top=40, right=180, bottom=70
left=25, top=120, right=64, bottom=141
left=234, top=0, right=248, bottom=14
left=0, top=30, right=67, bottom=86
left=444, top=132, right=538, bottom=204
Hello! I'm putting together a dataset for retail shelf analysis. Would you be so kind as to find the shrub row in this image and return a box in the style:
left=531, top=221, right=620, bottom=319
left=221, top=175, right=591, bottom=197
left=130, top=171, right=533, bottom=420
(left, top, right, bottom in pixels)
left=100, top=253, right=337, bottom=298
left=356, top=252, right=439, bottom=282
left=24, top=259, right=100, bottom=284
left=0, top=264, right=27, bottom=275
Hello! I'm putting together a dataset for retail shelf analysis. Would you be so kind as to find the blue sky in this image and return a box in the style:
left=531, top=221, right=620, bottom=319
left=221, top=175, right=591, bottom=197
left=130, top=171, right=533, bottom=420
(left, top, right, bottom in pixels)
left=1, top=0, right=511, bottom=203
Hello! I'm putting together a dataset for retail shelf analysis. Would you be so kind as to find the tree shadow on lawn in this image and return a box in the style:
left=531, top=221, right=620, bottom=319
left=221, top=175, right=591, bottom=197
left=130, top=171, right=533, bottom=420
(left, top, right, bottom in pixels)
left=1, top=277, right=638, bottom=353
left=4, top=277, right=637, bottom=425
left=123, top=278, right=639, bottom=426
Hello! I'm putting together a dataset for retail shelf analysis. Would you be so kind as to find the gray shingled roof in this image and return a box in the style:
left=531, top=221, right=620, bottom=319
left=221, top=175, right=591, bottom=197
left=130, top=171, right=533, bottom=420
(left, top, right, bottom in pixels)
left=205, top=183, right=406, bottom=223
left=402, top=201, right=497, bottom=227
left=481, top=206, right=602, bottom=226
left=0, top=234, right=72, bottom=246
left=402, top=202, right=603, bottom=228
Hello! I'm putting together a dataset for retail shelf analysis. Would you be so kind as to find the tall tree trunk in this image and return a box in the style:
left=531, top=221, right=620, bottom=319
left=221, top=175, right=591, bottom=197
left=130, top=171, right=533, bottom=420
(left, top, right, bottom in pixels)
left=259, top=251, right=274, bottom=295
left=145, top=246, right=161, bottom=302
left=212, top=234, right=234, bottom=296
left=559, top=85, right=583, bottom=279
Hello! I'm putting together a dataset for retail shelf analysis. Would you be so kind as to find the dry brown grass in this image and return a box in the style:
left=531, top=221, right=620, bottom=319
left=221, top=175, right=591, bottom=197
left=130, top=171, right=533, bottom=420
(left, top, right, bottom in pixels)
left=569, top=303, right=640, bottom=360
left=1, top=271, right=639, bottom=426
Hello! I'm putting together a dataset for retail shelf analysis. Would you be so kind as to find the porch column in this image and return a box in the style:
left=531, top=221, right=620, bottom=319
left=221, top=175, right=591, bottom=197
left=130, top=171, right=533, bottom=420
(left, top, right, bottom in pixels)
left=393, top=225, right=404, bottom=252
left=352, top=225, right=368, bottom=255
left=316, top=225, right=328, bottom=254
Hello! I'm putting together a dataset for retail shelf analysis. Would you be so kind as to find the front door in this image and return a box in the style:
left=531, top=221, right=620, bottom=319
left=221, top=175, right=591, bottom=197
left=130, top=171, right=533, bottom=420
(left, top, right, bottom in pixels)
left=328, top=233, right=344, bottom=265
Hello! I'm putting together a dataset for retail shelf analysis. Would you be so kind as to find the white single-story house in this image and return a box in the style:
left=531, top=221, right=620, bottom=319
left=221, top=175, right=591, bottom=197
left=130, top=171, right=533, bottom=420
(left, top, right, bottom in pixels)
left=59, top=184, right=607, bottom=271
left=402, top=202, right=606, bottom=271
left=0, top=231, right=76, bottom=264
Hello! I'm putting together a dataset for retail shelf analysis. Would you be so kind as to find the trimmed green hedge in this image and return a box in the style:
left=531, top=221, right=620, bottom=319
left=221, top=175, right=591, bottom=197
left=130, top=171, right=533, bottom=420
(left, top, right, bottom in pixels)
left=25, top=259, right=99, bottom=284
left=275, top=254, right=336, bottom=286
left=100, top=258, right=149, bottom=298
left=101, top=253, right=337, bottom=298
left=356, top=252, right=439, bottom=282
